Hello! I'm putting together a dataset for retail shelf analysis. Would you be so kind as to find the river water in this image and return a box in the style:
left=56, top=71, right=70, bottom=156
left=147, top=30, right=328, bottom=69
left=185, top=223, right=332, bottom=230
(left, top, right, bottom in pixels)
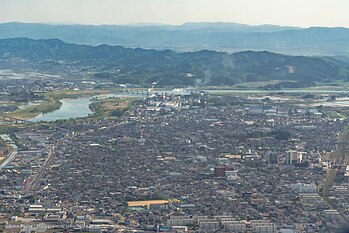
left=26, top=89, right=349, bottom=122
left=30, top=98, right=93, bottom=122
left=28, top=93, right=143, bottom=122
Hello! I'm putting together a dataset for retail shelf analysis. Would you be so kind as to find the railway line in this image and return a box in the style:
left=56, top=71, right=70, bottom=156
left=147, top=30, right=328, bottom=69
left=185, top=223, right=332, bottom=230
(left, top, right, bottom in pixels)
left=319, top=127, right=349, bottom=222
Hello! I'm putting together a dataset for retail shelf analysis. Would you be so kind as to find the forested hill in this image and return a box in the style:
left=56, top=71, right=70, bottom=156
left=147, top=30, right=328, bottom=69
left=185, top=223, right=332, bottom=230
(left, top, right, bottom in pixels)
left=0, top=37, right=348, bottom=86
left=1, top=22, right=349, bottom=56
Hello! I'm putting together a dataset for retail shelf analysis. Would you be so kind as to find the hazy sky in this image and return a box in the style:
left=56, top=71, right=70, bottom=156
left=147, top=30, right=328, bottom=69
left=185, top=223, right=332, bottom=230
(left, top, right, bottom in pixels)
left=0, top=0, right=348, bottom=27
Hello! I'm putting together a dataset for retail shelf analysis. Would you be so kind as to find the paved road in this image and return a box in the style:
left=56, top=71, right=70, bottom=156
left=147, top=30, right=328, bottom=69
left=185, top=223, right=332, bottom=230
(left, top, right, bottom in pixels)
left=0, top=135, right=18, bottom=170
left=0, top=148, right=17, bottom=169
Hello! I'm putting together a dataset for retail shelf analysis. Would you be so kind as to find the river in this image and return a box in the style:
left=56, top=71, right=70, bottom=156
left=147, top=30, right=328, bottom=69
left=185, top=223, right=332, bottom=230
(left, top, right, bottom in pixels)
left=28, top=93, right=144, bottom=122
left=27, top=88, right=349, bottom=122
left=30, top=98, right=93, bottom=122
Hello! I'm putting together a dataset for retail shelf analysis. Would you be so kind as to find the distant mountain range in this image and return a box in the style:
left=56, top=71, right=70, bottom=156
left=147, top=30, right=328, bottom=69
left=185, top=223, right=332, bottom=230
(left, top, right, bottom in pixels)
left=0, top=38, right=348, bottom=86
left=1, top=22, right=349, bottom=56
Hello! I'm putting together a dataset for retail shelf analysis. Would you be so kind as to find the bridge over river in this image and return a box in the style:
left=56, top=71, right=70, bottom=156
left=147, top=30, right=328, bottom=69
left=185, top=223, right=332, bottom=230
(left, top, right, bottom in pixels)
left=0, top=115, right=31, bottom=124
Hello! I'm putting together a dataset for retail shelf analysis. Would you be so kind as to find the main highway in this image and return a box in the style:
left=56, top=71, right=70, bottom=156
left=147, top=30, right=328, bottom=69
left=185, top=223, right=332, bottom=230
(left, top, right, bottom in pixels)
left=0, top=135, right=18, bottom=170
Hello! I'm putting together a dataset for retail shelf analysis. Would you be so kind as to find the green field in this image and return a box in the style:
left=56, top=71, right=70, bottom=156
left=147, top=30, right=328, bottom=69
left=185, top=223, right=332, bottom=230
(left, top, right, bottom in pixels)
left=90, top=97, right=137, bottom=118
left=5, top=96, right=62, bottom=119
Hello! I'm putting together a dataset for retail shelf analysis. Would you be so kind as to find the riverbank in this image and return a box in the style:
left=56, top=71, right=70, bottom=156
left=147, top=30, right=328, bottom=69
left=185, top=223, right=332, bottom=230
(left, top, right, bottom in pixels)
left=89, top=97, right=136, bottom=118
left=2, top=89, right=140, bottom=123
left=5, top=96, right=62, bottom=119
left=30, top=98, right=93, bottom=122
left=3, top=89, right=113, bottom=120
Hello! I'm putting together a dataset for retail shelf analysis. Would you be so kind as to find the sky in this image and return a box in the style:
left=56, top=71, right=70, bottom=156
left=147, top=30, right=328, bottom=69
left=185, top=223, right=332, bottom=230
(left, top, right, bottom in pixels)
left=0, top=0, right=348, bottom=27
